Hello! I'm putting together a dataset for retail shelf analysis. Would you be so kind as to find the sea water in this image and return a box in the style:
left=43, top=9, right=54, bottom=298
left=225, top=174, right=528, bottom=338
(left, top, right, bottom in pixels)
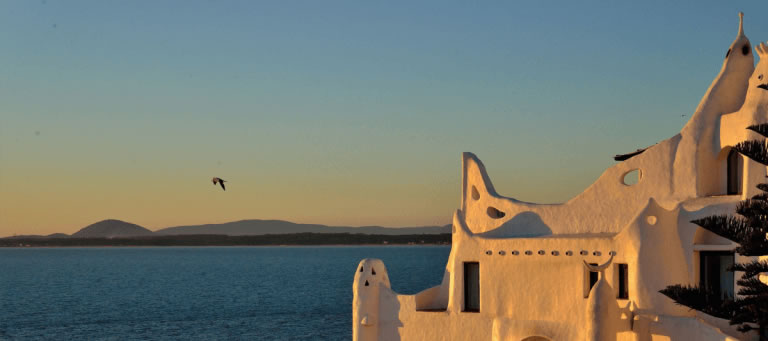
left=0, top=246, right=450, bottom=340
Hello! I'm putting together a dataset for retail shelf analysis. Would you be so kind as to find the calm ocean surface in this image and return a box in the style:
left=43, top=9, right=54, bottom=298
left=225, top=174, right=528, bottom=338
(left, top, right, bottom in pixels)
left=0, top=246, right=450, bottom=340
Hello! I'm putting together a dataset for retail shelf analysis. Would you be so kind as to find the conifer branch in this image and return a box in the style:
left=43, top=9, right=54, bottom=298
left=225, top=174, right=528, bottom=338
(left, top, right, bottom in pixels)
left=736, top=199, right=768, bottom=219
left=659, top=285, right=733, bottom=319
left=734, top=140, right=768, bottom=165
left=729, top=259, right=768, bottom=278
left=757, top=183, right=768, bottom=193
left=747, top=124, right=768, bottom=138
left=691, top=215, right=748, bottom=244
left=735, top=277, right=768, bottom=296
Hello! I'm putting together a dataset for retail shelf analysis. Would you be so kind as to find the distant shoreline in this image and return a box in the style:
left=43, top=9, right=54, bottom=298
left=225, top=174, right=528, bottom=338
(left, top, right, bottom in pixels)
left=0, top=243, right=451, bottom=250
left=0, top=233, right=452, bottom=247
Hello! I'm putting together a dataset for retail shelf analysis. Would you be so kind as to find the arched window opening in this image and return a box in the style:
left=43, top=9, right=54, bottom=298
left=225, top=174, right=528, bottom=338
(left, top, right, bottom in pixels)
left=727, top=149, right=742, bottom=195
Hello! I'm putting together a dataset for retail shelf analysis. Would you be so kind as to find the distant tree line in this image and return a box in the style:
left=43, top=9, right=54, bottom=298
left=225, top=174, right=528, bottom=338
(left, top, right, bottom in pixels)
left=0, top=233, right=452, bottom=247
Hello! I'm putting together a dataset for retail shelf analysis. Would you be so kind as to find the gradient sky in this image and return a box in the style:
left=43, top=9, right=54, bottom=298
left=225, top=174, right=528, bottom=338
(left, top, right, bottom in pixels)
left=2, top=1, right=768, bottom=236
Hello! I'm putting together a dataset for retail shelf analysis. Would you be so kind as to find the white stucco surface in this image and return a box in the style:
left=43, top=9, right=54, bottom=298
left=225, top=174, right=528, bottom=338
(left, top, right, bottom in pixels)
left=353, top=13, right=766, bottom=341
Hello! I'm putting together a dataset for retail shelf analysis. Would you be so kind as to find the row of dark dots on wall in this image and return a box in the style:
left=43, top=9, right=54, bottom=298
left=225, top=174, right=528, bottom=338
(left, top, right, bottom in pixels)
left=485, top=250, right=617, bottom=257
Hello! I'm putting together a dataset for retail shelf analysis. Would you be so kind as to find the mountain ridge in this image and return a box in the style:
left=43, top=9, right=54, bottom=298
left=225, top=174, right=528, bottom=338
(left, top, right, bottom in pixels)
left=155, top=219, right=451, bottom=236
left=4, top=219, right=451, bottom=238
left=72, top=219, right=155, bottom=238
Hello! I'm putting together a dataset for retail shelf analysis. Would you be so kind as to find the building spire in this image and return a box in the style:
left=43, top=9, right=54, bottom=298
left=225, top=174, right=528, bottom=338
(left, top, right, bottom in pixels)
left=738, top=12, right=745, bottom=38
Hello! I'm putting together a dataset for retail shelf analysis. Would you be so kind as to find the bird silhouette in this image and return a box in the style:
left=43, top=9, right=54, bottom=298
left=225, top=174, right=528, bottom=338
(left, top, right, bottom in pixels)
left=212, top=177, right=226, bottom=191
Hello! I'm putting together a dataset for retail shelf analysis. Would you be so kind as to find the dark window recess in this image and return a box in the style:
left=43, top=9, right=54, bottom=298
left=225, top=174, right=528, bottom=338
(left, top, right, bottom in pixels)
left=618, top=264, right=629, bottom=299
left=464, top=262, right=480, bottom=312
left=700, top=252, right=734, bottom=301
left=727, top=150, right=741, bottom=195
left=587, top=263, right=599, bottom=296
left=487, top=206, right=505, bottom=219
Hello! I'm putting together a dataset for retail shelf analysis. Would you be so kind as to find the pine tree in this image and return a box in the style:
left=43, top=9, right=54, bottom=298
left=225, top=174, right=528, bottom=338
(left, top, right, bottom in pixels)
left=660, top=124, right=768, bottom=340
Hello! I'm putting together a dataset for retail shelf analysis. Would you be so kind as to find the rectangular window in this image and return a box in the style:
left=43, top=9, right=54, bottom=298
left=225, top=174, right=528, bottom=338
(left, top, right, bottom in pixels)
left=617, top=264, right=629, bottom=299
left=585, top=263, right=598, bottom=298
left=463, top=262, right=479, bottom=312
left=727, top=150, right=742, bottom=195
left=700, top=251, right=734, bottom=300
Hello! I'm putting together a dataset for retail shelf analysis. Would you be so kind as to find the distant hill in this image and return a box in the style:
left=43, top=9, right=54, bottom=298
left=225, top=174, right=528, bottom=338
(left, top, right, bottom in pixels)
left=155, top=219, right=450, bottom=236
left=0, top=233, right=451, bottom=247
left=5, top=233, right=69, bottom=239
left=47, top=233, right=70, bottom=238
left=72, top=219, right=154, bottom=238
left=2, top=219, right=450, bottom=239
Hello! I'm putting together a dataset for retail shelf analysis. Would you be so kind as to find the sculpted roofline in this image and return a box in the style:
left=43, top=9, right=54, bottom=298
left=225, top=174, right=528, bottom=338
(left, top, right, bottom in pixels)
left=354, top=13, right=764, bottom=341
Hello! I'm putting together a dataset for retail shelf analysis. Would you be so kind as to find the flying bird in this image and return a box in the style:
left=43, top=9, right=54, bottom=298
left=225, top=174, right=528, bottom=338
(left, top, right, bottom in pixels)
left=212, top=177, right=226, bottom=191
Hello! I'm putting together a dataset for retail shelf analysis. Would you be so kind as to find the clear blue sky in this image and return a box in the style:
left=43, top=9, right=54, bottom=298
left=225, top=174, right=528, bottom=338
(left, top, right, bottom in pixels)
left=2, top=1, right=768, bottom=235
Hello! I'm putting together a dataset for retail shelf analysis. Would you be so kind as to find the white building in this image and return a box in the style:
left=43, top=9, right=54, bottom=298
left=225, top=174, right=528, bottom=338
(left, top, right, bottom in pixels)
left=353, top=13, right=768, bottom=341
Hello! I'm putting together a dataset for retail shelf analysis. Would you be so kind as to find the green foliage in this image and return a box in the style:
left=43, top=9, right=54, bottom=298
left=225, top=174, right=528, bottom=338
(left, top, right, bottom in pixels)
left=748, top=124, right=768, bottom=138
left=659, top=284, right=734, bottom=319
left=735, top=276, right=768, bottom=297
left=680, top=181, right=768, bottom=336
left=690, top=215, right=766, bottom=255
left=758, top=183, right=768, bottom=192
left=730, top=259, right=768, bottom=278
left=662, top=125, right=768, bottom=339
left=737, top=199, right=768, bottom=218
left=734, top=140, right=768, bottom=165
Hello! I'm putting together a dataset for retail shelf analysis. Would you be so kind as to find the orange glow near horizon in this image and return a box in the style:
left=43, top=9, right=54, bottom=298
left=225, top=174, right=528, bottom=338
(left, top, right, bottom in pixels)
left=4, top=1, right=766, bottom=237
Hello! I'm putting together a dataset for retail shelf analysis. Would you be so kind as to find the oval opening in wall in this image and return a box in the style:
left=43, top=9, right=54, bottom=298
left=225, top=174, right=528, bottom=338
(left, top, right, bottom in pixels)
left=487, top=206, right=506, bottom=219
left=471, top=186, right=480, bottom=200
left=622, top=169, right=641, bottom=186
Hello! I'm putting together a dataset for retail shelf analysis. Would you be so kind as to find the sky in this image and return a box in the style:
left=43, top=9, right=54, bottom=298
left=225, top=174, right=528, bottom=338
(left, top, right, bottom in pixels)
left=2, top=1, right=768, bottom=236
